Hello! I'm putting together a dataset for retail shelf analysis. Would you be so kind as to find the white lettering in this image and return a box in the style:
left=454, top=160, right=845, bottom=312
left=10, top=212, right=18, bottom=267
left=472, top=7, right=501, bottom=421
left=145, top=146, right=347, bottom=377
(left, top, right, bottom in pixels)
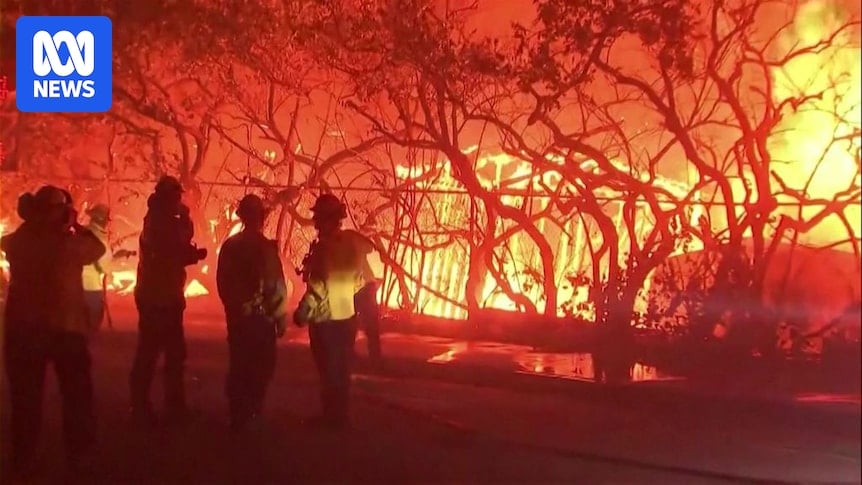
left=81, top=80, right=96, bottom=98
left=33, top=79, right=97, bottom=98
left=32, top=30, right=95, bottom=77
left=34, top=80, right=48, bottom=97
left=48, top=80, right=61, bottom=97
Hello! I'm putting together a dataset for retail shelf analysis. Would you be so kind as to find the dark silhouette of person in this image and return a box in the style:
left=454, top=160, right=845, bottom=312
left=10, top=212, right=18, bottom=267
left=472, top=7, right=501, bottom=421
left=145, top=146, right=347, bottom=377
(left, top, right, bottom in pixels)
left=216, top=194, right=288, bottom=431
left=129, top=176, right=207, bottom=425
left=295, top=193, right=372, bottom=430
left=2, top=185, right=106, bottom=478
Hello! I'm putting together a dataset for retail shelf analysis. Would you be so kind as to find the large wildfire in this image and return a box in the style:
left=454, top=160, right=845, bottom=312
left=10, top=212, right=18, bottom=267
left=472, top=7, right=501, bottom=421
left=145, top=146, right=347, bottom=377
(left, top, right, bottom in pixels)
left=383, top=149, right=705, bottom=321
left=0, top=0, right=859, bottom=335
left=375, top=0, right=861, bottom=323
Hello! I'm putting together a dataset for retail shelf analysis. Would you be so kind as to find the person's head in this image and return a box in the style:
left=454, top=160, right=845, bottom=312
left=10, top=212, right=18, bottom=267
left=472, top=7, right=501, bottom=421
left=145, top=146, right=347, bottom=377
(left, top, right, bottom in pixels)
left=17, top=192, right=36, bottom=222
left=33, top=185, right=72, bottom=228
left=235, top=194, right=267, bottom=231
left=153, top=175, right=183, bottom=208
left=86, top=203, right=111, bottom=228
left=310, top=193, right=346, bottom=237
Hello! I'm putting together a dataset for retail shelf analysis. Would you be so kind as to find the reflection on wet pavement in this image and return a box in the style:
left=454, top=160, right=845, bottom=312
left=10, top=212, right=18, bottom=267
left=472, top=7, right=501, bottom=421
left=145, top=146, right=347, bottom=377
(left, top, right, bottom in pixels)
left=511, top=351, right=683, bottom=383
left=413, top=335, right=684, bottom=383
left=794, top=393, right=862, bottom=404
left=286, top=331, right=684, bottom=383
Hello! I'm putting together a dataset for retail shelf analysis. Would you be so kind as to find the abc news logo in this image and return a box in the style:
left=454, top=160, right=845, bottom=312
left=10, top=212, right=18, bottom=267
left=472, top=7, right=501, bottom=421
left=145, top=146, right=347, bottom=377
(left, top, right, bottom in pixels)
left=33, top=30, right=96, bottom=99
left=16, top=16, right=112, bottom=113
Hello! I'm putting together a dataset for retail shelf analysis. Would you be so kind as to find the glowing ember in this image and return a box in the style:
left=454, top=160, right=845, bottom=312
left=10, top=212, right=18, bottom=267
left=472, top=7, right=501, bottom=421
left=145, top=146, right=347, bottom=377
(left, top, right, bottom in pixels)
left=184, top=279, right=209, bottom=298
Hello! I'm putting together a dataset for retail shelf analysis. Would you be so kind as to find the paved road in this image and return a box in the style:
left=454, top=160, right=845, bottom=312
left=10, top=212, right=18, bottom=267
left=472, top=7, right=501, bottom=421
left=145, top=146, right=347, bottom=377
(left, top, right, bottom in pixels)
left=1, top=318, right=860, bottom=484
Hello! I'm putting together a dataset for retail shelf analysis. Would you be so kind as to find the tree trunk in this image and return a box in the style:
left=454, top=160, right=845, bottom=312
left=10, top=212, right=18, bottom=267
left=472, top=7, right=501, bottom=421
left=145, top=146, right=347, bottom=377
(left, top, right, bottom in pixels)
left=593, top=285, right=639, bottom=384
left=465, top=244, right=487, bottom=319
left=538, top=245, right=557, bottom=317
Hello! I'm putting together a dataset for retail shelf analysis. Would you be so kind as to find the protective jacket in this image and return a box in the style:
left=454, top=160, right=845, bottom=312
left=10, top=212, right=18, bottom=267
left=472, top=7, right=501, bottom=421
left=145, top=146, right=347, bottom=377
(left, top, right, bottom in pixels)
left=216, top=229, right=288, bottom=326
left=1, top=222, right=106, bottom=334
left=81, top=222, right=110, bottom=292
left=295, top=229, right=374, bottom=324
left=135, top=195, right=197, bottom=308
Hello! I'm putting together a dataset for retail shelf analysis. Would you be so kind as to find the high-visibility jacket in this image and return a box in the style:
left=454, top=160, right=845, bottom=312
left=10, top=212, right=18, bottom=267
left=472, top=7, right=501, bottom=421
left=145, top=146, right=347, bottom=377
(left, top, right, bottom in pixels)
left=295, top=229, right=375, bottom=324
left=81, top=222, right=110, bottom=292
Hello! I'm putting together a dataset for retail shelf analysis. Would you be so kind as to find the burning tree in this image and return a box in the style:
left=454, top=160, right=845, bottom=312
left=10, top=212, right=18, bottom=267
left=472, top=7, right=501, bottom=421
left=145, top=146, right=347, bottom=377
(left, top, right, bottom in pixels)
left=294, top=0, right=859, bottom=350
left=172, top=1, right=415, bottom=301
left=518, top=0, right=861, bottom=351
left=2, top=0, right=857, bottom=353
left=1, top=1, right=241, bottom=295
left=293, top=0, right=705, bottom=337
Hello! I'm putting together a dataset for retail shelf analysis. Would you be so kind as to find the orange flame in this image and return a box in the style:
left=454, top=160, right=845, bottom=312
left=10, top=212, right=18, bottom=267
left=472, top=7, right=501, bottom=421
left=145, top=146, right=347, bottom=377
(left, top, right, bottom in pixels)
left=381, top=2, right=860, bottom=322
left=184, top=279, right=209, bottom=298
left=388, top=151, right=705, bottom=321
left=0, top=220, right=9, bottom=280
left=770, top=0, right=861, bottom=246
left=108, top=270, right=209, bottom=298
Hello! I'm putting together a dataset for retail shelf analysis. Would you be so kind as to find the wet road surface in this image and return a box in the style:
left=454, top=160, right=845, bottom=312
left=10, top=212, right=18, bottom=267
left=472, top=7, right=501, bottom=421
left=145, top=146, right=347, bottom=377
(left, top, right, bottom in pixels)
left=2, top=314, right=859, bottom=483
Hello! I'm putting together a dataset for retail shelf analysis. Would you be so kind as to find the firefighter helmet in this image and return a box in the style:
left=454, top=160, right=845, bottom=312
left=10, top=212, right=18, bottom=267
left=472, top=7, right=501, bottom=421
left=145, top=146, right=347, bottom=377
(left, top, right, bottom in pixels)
left=236, top=194, right=267, bottom=222
left=34, top=185, right=68, bottom=207
left=310, top=193, right=346, bottom=220
left=154, top=175, right=184, bottom=195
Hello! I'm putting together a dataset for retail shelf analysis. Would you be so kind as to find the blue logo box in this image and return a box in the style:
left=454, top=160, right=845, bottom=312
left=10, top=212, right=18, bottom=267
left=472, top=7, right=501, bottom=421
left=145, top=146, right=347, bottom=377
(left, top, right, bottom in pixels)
left=16, top=16, right=113, bottom=113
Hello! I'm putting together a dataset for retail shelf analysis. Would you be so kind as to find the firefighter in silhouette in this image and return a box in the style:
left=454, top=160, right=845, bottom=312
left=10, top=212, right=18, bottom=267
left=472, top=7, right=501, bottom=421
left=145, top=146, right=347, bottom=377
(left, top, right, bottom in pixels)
left=130, top=176, right=207, bottom=425
left=81, top=203, right=112, bottom=330
left=216, top=194, right=288, bottom=431
left=294, top=193, right=376, bottom=429
left=298, top=197, right=382, bottom=363
left=2, top=186, right=106, bottom=477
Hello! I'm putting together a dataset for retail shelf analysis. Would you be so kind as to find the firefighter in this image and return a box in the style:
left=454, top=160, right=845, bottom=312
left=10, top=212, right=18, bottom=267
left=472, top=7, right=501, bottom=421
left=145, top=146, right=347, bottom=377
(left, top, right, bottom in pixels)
left=216, top=194, right=288, bottom=431
left=2, top=185, right=106, bottom=477
left=294, top=193, right=374, bottom=430
left=81, top=203, right=111, bottom=330
left=129, top=176, right=207, bottom=425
